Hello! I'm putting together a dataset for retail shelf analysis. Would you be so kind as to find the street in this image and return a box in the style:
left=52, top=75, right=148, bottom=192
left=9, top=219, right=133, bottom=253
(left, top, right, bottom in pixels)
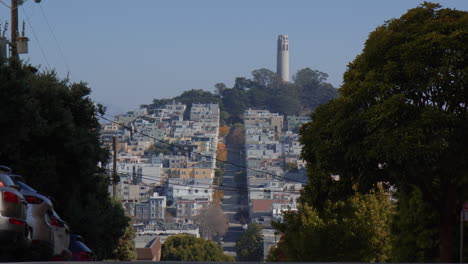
left=221, top=145, right=247, bottom=258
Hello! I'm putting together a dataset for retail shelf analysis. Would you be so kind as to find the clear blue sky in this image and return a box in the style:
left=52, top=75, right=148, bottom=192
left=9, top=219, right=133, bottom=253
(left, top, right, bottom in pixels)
left=1, top=0, right=467, bottom=115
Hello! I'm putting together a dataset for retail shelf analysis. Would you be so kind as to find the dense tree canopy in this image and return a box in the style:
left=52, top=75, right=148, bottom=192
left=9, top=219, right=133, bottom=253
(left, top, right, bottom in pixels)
left=161, top=234, right=234, bottom=261
left=0, top=59, right=129, bottom=260
left=299, top=3, right=468, bottom=262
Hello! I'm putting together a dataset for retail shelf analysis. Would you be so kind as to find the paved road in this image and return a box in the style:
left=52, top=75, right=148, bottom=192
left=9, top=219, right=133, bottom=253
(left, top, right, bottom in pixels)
left=221, top=146, right=247, bottom=258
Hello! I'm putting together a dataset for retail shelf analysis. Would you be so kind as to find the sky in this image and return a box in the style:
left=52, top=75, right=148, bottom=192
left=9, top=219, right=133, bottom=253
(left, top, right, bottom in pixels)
left=1, top=0, right=467, bottom=116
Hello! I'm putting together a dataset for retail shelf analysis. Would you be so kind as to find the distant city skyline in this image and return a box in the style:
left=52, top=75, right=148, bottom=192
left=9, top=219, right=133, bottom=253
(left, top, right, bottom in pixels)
left=0, top=0, right=467, bottom=115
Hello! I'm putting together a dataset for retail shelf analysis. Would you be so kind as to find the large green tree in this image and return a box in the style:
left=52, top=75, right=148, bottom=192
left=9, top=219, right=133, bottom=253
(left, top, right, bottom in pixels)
left=235, top=223, right=264, bottom=261
left=299, top=3, right=468, bottom=262
left=161, top=234, right=233, bottom=261
left=0, top=59, right=129, bottom=260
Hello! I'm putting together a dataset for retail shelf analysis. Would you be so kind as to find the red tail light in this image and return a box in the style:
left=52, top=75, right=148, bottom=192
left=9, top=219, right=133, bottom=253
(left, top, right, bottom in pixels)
left=3, top=191, right=19, bottom=203
left=8, top=218, right=25, bottom=226
left=0, top=181, right=4, bottom=187
left=25, top=195, right=43, bottom=204
left=50, top=217, right=64, bottom=227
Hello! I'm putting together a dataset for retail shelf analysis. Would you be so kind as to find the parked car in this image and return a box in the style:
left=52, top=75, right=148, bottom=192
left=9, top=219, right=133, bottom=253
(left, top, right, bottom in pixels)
left=69, top=234, right=94, bottom=261
left=9, top=175, right=55, bottom=260
left=49, top=210, right=71, bottom=260
left=0, top=166, right=30, bottom=259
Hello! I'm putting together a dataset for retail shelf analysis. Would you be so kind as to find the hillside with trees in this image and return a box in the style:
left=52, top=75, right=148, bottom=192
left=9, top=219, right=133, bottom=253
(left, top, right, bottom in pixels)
left=142, top=67, right=338, bottom=124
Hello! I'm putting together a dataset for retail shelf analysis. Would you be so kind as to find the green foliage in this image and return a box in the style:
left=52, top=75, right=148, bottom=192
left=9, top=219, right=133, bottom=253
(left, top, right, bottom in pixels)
left=266, top=243, right=282, bottom=262
left=274, top=192, right=394, bottom=262
left=0, top=60, right=129, bottom=260
left=391, top=188, right=438, bottom=262
left=112, top=221, right=137, bottom=261
left=284, top=162, right=298, bottom=172
left=222, top=86, right=249, bottom=123
left=293, top=68, right=337, bottom=112
left=161, top=234, right=234, bottom=261
left=219, top=111, right=231, bottom=125
left=235, top=223, right=264, bottom=261
left=299, top=3, right=468, bottom=262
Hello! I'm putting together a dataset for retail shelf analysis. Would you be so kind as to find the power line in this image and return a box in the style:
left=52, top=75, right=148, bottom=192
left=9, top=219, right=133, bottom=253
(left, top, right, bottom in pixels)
left=0, top=0, right=10, bottom=9
left=21, top=4, right=50, bottom=69
left=106, top=169, right=303, bottom=194
left=38, top=2, right=71, bottom=77
left=98, top=114, right=307, bottom=184
left=0, top=0, right=32, bottom=11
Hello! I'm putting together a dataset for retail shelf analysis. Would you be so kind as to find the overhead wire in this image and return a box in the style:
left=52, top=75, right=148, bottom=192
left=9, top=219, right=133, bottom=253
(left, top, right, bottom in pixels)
left=21, top=4, right=51, bottom=69
left=0, top=0, right=10, bottom=9
left=98, top=114, right=308, bottom=184
left=38, top=2, right=71, bottom=77
left=105, top=169, right=302, bottom=194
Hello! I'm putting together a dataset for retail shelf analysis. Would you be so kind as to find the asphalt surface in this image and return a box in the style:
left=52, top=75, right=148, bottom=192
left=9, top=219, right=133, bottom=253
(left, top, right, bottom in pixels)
left=221, top=145, right=247, bottom=258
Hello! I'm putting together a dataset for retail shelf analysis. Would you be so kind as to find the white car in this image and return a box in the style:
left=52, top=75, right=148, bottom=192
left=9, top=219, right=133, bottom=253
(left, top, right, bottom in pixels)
left=50, top=210, right=71, bottom=261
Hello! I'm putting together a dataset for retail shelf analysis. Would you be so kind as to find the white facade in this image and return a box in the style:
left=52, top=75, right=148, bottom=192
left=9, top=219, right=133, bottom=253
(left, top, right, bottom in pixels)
left=167, top=178, right=213, bottom=202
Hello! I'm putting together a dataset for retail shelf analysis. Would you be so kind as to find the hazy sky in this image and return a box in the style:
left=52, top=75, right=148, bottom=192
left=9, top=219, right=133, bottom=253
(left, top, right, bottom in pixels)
left=1, top=0, right=467, bottom=115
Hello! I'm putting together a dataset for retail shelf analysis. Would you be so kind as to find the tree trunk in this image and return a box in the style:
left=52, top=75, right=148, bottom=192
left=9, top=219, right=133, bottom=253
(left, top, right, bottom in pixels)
left=438, top=185, right=457, bottom=263
left=439, top=217, right=455, bottom=262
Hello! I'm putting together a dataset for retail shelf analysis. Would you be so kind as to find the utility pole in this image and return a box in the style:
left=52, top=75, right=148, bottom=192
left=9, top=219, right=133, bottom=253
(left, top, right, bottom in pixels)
left=10, top=0, right=18, bottom=58
left=112, top=136, right=118, bottom=199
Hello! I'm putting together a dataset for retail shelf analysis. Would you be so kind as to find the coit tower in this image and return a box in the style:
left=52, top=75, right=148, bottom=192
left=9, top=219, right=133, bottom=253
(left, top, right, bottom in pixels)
left=277, top=35, right=289, bottom=82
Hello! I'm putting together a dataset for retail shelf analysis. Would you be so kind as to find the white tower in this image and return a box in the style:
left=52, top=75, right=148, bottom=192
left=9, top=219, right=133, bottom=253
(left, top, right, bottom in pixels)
left=277, top=35, right=289, bottom=82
